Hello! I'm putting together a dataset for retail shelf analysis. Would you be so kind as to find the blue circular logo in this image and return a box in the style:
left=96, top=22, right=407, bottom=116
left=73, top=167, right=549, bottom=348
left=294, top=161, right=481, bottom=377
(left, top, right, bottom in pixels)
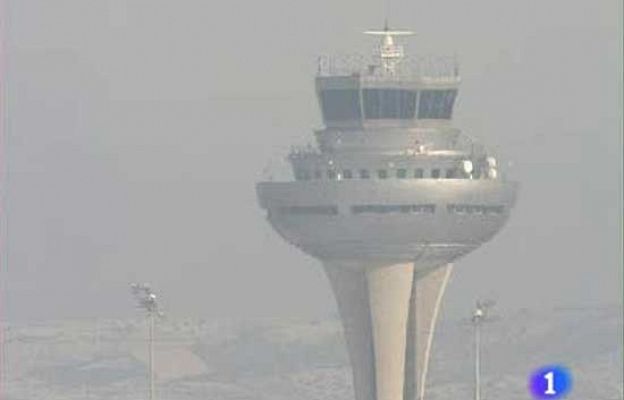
left=529, top=365, right=572, bottom=399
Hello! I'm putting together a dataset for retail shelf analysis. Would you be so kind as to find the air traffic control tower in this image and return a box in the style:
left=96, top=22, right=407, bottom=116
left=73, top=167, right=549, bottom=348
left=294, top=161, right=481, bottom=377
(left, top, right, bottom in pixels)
left=257, top=27, right=517, bottom=400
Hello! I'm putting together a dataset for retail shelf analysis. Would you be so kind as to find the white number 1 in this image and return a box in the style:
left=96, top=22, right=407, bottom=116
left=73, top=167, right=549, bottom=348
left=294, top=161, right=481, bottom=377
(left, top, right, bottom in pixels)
left=544, top=371, right=557, bottom=395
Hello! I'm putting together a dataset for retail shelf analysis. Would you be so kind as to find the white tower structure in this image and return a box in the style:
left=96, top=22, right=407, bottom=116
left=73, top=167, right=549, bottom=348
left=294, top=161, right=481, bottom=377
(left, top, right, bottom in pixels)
left=257, top=27, right=517, bottom=400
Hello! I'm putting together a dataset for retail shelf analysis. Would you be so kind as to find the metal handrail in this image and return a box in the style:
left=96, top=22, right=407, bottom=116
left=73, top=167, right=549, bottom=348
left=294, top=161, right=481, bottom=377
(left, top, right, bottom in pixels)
left=317, top=54, right=460, bottom=81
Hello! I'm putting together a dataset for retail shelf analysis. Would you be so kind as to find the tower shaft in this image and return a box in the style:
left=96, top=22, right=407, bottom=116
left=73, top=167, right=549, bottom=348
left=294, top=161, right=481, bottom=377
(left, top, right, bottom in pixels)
left=324, top=262, right=453, bottom=400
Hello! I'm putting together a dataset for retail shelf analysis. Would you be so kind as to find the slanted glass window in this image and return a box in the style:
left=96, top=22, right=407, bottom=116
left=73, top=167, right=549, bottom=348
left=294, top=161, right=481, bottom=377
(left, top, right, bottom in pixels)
left=414, top=168, right=424, bottom=178
left=343, top=169, right=353, bottom=179
left=431, top=169, right=441, bottom=179
left=363, top=89, right=417, bottom=119
left=377, top=169, right=388, bottom=179
left=418, top=90, right=457, bottom=119
left=319, top=89, right=362, bottom=121
left=327, top=170, right=337, bottom=180
left=397, top=169, right=407, bottom=179
left=360, top=169, right=370, bottom=179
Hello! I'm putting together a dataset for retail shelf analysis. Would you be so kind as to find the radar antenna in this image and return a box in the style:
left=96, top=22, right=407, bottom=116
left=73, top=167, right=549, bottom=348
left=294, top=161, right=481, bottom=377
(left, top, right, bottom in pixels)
left=365, top=22, right=415, bottom=75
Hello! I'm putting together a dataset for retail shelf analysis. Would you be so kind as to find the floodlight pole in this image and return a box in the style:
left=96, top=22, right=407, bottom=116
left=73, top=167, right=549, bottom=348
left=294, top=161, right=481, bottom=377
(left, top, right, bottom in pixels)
left=471, top=304, right=485, bottom=400
left=130, top=283, right=160, bottom=400
left=474, top=317, right=481, bottom=400
left=148, top=310, right=155, bottom=400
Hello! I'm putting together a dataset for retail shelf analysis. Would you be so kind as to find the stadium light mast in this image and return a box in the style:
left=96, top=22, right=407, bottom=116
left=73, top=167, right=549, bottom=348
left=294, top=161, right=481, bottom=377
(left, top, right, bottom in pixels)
left=471, top=299, right=496, bottom=400
left=131, top=283, right=163, bottom=400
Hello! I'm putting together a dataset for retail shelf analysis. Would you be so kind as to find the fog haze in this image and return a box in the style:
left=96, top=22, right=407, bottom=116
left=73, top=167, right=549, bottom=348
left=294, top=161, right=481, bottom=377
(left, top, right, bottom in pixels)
left=2, top=0, right=622, bottom=321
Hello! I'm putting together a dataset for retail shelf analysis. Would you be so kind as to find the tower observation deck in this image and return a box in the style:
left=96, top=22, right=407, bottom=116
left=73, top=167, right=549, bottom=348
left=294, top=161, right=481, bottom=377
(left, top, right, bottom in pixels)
left=257, top=26, right=518, bottom=400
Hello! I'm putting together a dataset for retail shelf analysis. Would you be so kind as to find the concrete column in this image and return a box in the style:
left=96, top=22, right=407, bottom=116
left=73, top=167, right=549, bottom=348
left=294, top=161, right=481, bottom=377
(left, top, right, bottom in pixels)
left=367, top=263, right=415, bottom=400
left=408, top=264, right=454, bottom=400
left=324, top=264, right=377, bottom=400
left=323, top=261, right=452, bottom=400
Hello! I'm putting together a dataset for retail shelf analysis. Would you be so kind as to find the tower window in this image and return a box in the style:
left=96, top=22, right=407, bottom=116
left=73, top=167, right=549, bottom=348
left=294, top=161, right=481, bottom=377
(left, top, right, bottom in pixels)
left=279, top=205, right=339, bottom=216
left=360, top=169, right=370, bottom=179
left=418, top=89, right=457, bottom=119
left=431, top=169, right=441, bottom=179
left=319, top=89, right=362, bottom=121
left=351, top=203, right=436, bottom=215
left=414, top=169, right=424, bottom=178
left=396, top=169, right=407, bottom=179
left=327, top=170, right=337, bottom=180
left=447, top=204, right=504, bottom=215
left=377, top=169, right=388, bottom=179
left=445, top=169, right=456, bottom=179
left=414, top=204, right=436, bottom=213
left=363, top=89, right=417, bottom=119
left=343, top=169, right=353, bottom=179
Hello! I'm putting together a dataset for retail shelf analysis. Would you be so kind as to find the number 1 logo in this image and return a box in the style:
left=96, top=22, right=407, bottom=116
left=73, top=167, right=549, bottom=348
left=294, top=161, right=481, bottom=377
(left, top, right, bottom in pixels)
left=529, top=365, right=572, bottom=399
left=543, top=371, right=556, bottom=395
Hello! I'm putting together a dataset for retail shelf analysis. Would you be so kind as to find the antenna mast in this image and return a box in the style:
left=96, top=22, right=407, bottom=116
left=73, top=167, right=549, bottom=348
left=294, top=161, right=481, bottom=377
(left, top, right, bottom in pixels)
left=365, top=23, right=414, bottom=75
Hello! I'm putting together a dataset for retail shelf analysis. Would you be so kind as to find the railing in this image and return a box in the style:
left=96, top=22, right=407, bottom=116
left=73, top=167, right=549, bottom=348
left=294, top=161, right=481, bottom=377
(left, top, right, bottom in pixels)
left=317, top=54, right=460, bottom=82
left=288, top=145, right=320, bottom=160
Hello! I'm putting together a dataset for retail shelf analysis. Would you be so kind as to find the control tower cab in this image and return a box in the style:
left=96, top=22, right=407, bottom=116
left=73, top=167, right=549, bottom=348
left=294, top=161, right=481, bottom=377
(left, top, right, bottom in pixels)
left=316, top=29, right=458, bottom=130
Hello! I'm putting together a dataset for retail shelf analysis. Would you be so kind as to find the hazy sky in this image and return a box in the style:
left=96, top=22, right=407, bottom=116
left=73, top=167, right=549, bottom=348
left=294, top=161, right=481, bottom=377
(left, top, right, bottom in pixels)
left=2, top=0, right=622, bottom=321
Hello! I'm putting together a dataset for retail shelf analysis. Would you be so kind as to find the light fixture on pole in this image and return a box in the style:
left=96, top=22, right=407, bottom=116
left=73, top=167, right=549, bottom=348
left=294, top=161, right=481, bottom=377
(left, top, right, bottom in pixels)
left=471, top=299, right=496, bottom=400
left=131, top=283, right=163, bottom=400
